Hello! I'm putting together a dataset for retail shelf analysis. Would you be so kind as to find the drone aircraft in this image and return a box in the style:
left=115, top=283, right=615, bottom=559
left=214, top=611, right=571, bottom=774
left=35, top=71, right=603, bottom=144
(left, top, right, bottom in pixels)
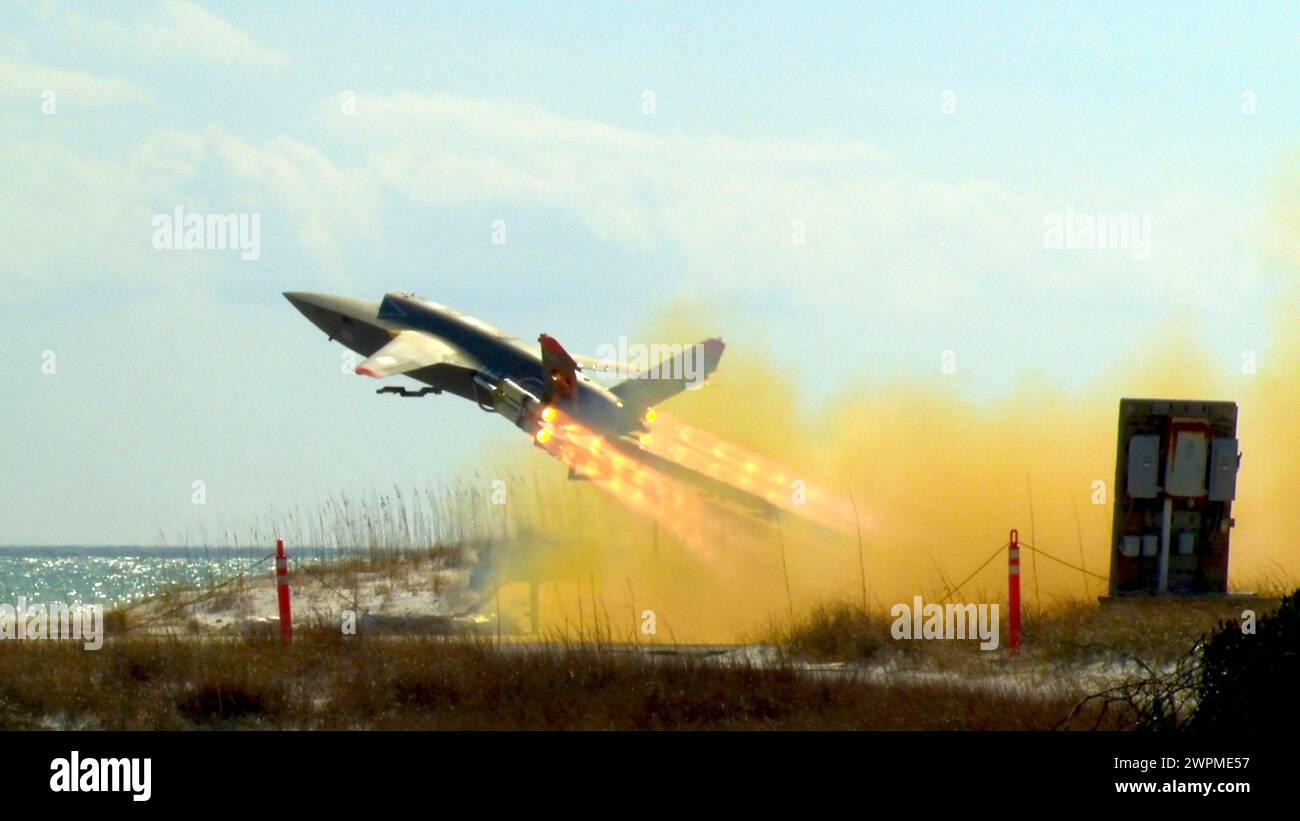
left=283, top=291, right=805, bottom=518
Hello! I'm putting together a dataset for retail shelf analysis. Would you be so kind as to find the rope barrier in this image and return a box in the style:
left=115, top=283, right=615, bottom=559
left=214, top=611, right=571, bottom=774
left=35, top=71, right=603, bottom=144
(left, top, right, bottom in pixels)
left=1019, top=540, right=1110, bottom=582
left=939, top=542, right=1008, bottom=603
left=126, top=553, right=275, bottom=633
left=289, top=556, right=366, bottom=614
left=937, top=537, right=1111, bottom=606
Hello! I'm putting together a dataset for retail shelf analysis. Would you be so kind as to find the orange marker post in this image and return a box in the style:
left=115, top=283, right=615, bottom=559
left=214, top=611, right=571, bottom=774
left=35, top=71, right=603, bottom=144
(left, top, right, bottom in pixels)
left=1008, top=529, right=1021, bottom=654
left=275, top=538, right=292, bottom=643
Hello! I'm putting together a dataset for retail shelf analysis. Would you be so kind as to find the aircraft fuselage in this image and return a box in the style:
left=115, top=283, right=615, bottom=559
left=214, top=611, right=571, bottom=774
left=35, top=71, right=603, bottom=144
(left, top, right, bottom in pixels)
left=284, top=291, right=639, bottom=439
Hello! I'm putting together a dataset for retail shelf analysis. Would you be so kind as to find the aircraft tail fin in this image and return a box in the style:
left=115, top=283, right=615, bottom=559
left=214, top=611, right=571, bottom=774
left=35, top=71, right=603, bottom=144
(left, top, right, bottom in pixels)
left=539, top=333, right=580, bottom=400
left=609, top=338, right=725, bottom=411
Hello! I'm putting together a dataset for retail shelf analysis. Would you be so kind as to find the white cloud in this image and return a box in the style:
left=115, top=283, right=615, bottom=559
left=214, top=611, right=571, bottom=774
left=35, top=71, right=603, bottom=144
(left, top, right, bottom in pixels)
left=138, top=1, right=291, bottom=70
left=311, top=91, right=1270, bottom=320
left=0, top=117, right=380, bottom=302
left=0, top=55, right=151, bottom=107
left=0, top=120, right=194, bottom=303
left=1, top=80, right=1266, bottom=333
left=42, top=1, right=290, bottom=71
left=328, top=90, right=1045, bottom=312
left=134, top=125, right=381, bottom=272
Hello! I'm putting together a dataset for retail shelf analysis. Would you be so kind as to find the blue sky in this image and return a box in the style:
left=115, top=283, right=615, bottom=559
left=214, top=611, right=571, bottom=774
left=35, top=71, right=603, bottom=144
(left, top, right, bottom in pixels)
left=1, top=1, right=1295, bottom=544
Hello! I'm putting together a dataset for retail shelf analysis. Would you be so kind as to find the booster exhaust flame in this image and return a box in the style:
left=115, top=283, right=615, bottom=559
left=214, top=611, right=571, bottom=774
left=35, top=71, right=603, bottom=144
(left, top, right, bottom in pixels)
left=640, top=410, right=859, bottom=533
left=532, top=410, right=779, bottom=562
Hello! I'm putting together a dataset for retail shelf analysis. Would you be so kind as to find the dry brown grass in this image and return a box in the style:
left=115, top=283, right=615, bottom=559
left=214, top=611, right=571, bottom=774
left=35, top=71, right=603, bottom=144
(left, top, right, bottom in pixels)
left=774, top=595, right=1277, bottom=670
left=1025, top=597, right=1276, bottom=667
left=0, top=633, right=1126, bottom=730
left=769, top=602, right=899, bottom=662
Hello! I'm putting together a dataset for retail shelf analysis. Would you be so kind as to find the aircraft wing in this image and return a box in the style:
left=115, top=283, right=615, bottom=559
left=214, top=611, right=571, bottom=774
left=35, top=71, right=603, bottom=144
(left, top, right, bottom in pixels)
left=355, top=331, right=474, bottom=379
left=609, top=338, right=726, bottom=410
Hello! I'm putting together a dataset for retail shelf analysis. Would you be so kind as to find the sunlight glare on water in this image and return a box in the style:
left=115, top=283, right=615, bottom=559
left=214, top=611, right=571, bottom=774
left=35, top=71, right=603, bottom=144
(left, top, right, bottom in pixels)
left=0, top=547, right=346, bottom=607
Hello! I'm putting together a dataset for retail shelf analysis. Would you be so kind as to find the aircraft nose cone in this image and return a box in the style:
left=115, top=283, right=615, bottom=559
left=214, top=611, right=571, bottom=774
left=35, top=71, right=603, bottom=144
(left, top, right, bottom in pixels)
left=283, top=291, right=313, bottom=313
left=283, top=291, right=336, bottom=322
left=283, top=291, right=338, bottom=331
left=282, top=291, right=384, bottom=340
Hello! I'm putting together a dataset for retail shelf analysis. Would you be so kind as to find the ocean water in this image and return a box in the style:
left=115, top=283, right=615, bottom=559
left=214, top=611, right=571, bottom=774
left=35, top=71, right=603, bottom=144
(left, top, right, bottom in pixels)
left=0, top=546, right=356, bottom=607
